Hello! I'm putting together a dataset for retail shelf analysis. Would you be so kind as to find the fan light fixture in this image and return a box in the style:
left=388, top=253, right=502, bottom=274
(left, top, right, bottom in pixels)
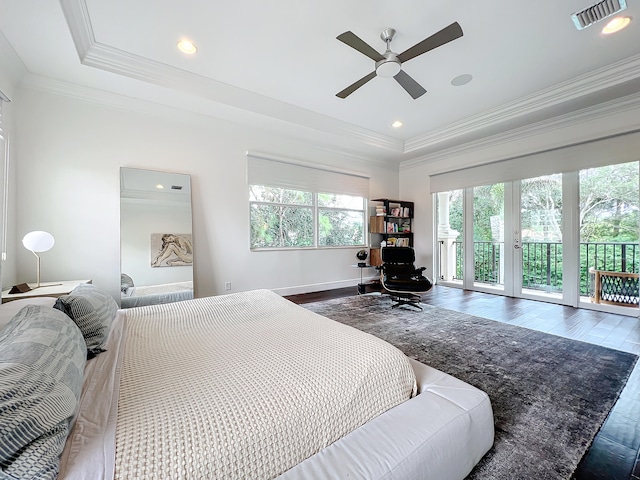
left=376, top=59, right=401, bottom=78
left=22, top=231, right=55, bottom=288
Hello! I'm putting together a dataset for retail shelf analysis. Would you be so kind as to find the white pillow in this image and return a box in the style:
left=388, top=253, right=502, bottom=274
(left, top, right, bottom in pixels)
left=0, top=297, right=57, bottom=330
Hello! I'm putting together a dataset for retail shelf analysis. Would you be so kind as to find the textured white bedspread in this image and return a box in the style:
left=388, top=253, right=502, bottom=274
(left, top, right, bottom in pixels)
left=114, top=289, right=416, bottom=479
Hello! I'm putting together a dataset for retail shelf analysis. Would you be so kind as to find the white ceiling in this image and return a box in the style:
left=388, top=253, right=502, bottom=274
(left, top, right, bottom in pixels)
left=1, top=0, right=639, bottom=164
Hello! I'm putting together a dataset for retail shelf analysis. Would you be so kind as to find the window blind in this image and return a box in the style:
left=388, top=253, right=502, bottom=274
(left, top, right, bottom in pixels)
left=429, top=130, right=640, bottom=193
left=247, top=152, right=369, bottom=198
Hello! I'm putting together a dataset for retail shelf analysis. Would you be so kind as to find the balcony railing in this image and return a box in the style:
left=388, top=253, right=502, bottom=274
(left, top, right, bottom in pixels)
left=452, top=241, right=638, bottom=296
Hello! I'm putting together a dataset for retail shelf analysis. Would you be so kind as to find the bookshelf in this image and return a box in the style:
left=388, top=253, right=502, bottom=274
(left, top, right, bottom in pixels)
left=369, top=199, right=414, bottom=266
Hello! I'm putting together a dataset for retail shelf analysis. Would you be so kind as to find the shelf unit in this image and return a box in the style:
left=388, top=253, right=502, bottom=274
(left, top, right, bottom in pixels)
left=369, top=199, right=414, bottom=266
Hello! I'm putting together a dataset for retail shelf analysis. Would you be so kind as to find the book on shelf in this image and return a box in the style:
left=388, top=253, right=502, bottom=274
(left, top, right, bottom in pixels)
left=396, top=237, right=410, bottom=247
left=381, top=237, right=411, bottom=247
left=402, top=207, right=410, bottom=217
left=375, top=205, right=386, bottom=216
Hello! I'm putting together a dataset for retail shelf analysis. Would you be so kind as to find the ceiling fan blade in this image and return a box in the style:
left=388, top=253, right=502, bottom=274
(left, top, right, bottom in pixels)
left=394, top=70, right=426, bottom=99
left=397, top=22, right=463, bottom=63
left=337, top=31, right=385, bottom=62
left=336, top=71, right=377, bottom=98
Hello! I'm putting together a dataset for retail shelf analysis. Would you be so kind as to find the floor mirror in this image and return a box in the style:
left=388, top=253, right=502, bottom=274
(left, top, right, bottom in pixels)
left=119, top=167, right=193, bottom=307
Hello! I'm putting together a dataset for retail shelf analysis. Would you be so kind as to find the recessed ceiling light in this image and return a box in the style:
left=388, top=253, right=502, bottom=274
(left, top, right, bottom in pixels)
left=177, top=39, right=197, bottom=55
left=602, top=16, right=631, bottom=34
left=392, top=121, right=403, bottom=128
left=156, top=184, right=165, bottom=189
left=451, top=74, right=473, bottom=86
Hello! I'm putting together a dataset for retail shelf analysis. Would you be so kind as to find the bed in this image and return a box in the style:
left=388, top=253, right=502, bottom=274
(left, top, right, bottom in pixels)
left=120, top=280, right=194, bottom=308
left=0, top=286, right=494, bottom=480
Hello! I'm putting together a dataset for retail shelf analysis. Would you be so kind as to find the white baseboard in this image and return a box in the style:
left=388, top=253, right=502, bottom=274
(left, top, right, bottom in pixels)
left=272, top=275, right=379, bottom=297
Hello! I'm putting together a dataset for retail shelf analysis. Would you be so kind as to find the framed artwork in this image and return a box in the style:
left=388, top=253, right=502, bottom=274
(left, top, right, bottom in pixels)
left=150, top=233, right=193, bottom=267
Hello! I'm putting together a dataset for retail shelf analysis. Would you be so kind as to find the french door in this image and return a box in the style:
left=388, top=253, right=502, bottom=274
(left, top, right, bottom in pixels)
left=436, top=162, right=638, bottom=314
left=446, top=175, right=576, bottom=306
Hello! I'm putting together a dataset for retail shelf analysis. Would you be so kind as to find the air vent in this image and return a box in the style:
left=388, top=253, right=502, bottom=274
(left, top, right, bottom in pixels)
left=571, top=0, right=627, bottom=29
left=171, top=185, right=183, bottom=190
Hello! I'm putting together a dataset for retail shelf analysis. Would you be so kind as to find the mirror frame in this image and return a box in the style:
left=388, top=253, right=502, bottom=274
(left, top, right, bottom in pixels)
left=119, top=167, right=194, bottom=308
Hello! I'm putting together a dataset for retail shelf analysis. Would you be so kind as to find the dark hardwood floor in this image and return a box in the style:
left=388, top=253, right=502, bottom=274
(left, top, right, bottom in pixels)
left=285, top=284, right=640, bottom=480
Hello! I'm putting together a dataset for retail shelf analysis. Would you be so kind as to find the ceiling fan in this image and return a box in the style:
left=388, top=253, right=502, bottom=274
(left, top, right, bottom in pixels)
left=336, top=23, right=463, bottom=99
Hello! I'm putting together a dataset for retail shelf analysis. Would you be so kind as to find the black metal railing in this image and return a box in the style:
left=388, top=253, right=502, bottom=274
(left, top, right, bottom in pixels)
left=522, top=242, right=563, bottom=293
left=451, top=241, right=638, bottom=295
left=474, top=241, right=502, bottom=284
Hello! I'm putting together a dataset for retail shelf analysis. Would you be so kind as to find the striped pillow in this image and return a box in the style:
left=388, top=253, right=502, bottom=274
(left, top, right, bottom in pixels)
left=0, top=305, right=86, bottom=479
left=54, top=284, right=118, bottom=356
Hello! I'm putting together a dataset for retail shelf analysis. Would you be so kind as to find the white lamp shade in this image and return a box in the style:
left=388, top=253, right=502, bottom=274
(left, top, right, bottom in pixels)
left=22, top=231, right=55, bottom=253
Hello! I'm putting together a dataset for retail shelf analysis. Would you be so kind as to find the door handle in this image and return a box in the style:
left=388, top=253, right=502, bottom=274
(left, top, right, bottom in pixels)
left=514, top=244, right=520, bottom=249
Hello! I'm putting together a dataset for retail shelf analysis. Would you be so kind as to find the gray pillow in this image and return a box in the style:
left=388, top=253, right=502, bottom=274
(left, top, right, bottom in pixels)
left=0, top=297, right=57, bottom=331
left=53, top=283, right=118, bottom=356
left=0, top=305, right=86, bottom=479
left=120, top=273, right=134, bottom=292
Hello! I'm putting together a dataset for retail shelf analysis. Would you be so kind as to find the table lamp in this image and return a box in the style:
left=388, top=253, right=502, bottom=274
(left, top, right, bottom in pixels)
left=22, top=231, right=55, bottom=288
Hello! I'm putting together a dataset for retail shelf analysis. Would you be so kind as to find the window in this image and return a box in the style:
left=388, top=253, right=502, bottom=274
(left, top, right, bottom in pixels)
left=318, top=193, right=365, bottom=247
left=249, top=186, right=366, bottom=249
left=247, top=153, right=369, bottom=250
left=250, top=186, right=314, bottom=248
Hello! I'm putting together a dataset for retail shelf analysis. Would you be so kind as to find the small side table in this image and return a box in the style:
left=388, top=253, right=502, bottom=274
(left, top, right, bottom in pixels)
left=352, top=264, right=376, bottom=295
left=1, top=280, right=92, bottom=304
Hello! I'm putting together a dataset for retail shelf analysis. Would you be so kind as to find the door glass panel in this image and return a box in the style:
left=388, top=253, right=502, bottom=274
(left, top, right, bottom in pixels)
left=520, top=174, right=563, bottom=296
left=579, top=161, right=639, bottom=305
left=436, top=190, right=463, bottom=283
left=473, top=184, right=504, bottom=289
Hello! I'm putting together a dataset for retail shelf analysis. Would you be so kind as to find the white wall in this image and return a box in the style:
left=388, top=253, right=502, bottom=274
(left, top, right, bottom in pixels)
left=10, top=87, right=399, bottom=300
left=0, top=93, right=17, bottom=293
left=399, top=173, right=435, bottom=279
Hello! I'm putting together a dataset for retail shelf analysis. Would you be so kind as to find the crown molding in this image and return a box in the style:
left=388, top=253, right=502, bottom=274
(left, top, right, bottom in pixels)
left=59, top=0, right=94, bottom=57
left=59, top=0, right=402, bottom=155
left=19, top=74, right=399, bottom=170
left=400, top=91, right=640, bottom=172
left=404, top=53, right=640, bottom=153
left=20, top=74, right=191, bottom=117
left=0, top=30, right=28, bottom=100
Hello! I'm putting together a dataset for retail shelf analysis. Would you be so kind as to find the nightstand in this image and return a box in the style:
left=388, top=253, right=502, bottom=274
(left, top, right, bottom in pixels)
left=1, top=280, right=92, bottom=304
left=352, top=264, right=376, bottom=295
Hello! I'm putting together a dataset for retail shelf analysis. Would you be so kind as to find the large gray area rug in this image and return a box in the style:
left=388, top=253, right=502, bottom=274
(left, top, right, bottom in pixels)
left=303, top=294, right=638, bottom=480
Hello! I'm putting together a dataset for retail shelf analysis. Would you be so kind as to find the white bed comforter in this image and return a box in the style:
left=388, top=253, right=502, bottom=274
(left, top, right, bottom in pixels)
left=113, top=289, right=416, bottom=479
